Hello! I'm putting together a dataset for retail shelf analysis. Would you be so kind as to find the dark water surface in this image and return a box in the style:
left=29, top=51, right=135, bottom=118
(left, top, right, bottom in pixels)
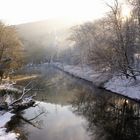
left=7, top=65, right=140, bottom=140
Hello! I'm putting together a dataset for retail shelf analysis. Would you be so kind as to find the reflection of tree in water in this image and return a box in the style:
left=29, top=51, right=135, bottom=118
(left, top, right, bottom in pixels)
left=6, top=105, right=47, bottom=140
left=71, top=91, right=140, bottom=140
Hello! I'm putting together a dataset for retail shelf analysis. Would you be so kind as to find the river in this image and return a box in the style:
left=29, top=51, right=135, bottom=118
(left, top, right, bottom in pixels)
left=6, top=64, right=140, bottom=140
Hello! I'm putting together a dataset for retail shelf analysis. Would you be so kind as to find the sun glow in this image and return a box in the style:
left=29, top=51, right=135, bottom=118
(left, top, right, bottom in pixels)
left=0, top=0, right=108, bottom=25
left=121, top=5, right=131, bottom=18
left=0, top=0, right=131, bottom=25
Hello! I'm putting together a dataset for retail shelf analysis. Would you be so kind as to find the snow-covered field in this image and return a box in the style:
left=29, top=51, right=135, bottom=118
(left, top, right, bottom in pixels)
left=52, top=62, right=140, bottom=101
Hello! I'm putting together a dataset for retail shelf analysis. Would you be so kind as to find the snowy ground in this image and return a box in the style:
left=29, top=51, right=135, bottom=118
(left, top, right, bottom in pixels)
left=0, top=82, right=18, bottom=139
left=53, top=62, right=109, bottom=86
left=0, top=82, right=33, bottom=140
left=0, top=112, right=18, bottom=140
left=0, top=85, right=20, bottom=140
left=104, top=76, right=140, bottom=101
left=0, top=82, right=21, bottom=93
left=52, top=62, right=140, bottom=101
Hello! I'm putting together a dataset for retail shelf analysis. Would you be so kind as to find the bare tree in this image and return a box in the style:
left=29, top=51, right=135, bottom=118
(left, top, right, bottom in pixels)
left=87, top=0, right=138, bottom=79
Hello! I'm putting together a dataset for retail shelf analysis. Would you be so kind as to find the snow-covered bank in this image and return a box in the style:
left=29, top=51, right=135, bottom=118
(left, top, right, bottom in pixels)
left=53, top=62, right=109, bottom=86
left=0, top=83, right=21, bottom=93
left=0, top=112, right=14, bottom=127
left=104, top=76, right=140, bottom=101
left=52, top=62, right=140, bottom=101
left=0, top=81, right=36, bottom=139
left=0, top=112, right=18, bottom=140
left=0, top=82, right=20, bottom=139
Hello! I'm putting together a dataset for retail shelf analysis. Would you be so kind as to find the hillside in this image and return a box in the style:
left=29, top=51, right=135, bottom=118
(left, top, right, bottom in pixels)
left=14, top=19, right=77, bottom=63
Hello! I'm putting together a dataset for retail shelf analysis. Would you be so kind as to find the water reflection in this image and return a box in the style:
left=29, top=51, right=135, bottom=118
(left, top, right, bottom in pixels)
left=71, top=91, right=140, bottom=140
left=8, top=102, right=90, bottom=140
left=5, top=66, right=140, bottom=140
left=6, top=105, right=47, bottom=140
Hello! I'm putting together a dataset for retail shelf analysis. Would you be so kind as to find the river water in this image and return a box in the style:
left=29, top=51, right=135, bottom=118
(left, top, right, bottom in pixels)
left=6, top=65, right=140, bottom=140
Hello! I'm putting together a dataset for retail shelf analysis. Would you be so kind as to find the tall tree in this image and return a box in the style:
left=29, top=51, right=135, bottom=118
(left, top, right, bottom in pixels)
left=0, top=22, right=23, bottom=79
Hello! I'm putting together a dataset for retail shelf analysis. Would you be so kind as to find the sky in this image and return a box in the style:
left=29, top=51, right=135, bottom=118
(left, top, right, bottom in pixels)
left=0, top=0, right=129, bottom=25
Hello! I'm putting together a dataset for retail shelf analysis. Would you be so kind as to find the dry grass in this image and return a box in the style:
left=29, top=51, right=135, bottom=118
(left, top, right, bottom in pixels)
left=12, top=74, right=40, bottom=82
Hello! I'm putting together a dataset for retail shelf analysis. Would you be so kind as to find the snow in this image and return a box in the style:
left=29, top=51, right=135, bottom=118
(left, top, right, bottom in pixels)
left=0, top=97, right=35, bottom=139
left=21, top=97, right=33, bottom=104
left=53, top=62, right=109, bottom=86
left=0, top=83, right=20, bottom=92
left=53, top=62, right=140, bottom=101
left=0, top=112, right=14, bottom=127
left=0, top=80, right=35, bottom=139
left=5, top=95, right=14, bottom=105
left=0, top=112, right=18, bottom=140
left=104, top=76, right=140, bottom=100
left=0, top=128, right=17, bottom=140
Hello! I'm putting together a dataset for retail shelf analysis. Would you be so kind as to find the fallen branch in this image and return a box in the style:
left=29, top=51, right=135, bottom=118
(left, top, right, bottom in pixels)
left=10, top=81, right=36, bottom=106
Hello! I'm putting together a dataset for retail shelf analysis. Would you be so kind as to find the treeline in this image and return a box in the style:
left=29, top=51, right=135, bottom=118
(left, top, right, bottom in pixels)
left=0, top=22, right=23, bottom=79
left=56, top=0, right=140, bottom=80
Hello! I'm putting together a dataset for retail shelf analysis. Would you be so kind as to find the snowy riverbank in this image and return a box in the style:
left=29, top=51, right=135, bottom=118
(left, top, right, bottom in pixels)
left=52, top=62, right=109, bottom=86
left=52, top=62, right=140, bottom=101
left=0, top=82, right=21, bottom=93
left=104, top=76, right=140, bottom=101
left=0, top=112, right=18, bottom=140
left=0, top=81, right=35, bottom=139
left=0, top=82, right=19, bottom=140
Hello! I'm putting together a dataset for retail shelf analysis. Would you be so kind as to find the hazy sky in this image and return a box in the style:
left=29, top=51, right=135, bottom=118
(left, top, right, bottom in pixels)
left=0, top=0, right=129, bottom=25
